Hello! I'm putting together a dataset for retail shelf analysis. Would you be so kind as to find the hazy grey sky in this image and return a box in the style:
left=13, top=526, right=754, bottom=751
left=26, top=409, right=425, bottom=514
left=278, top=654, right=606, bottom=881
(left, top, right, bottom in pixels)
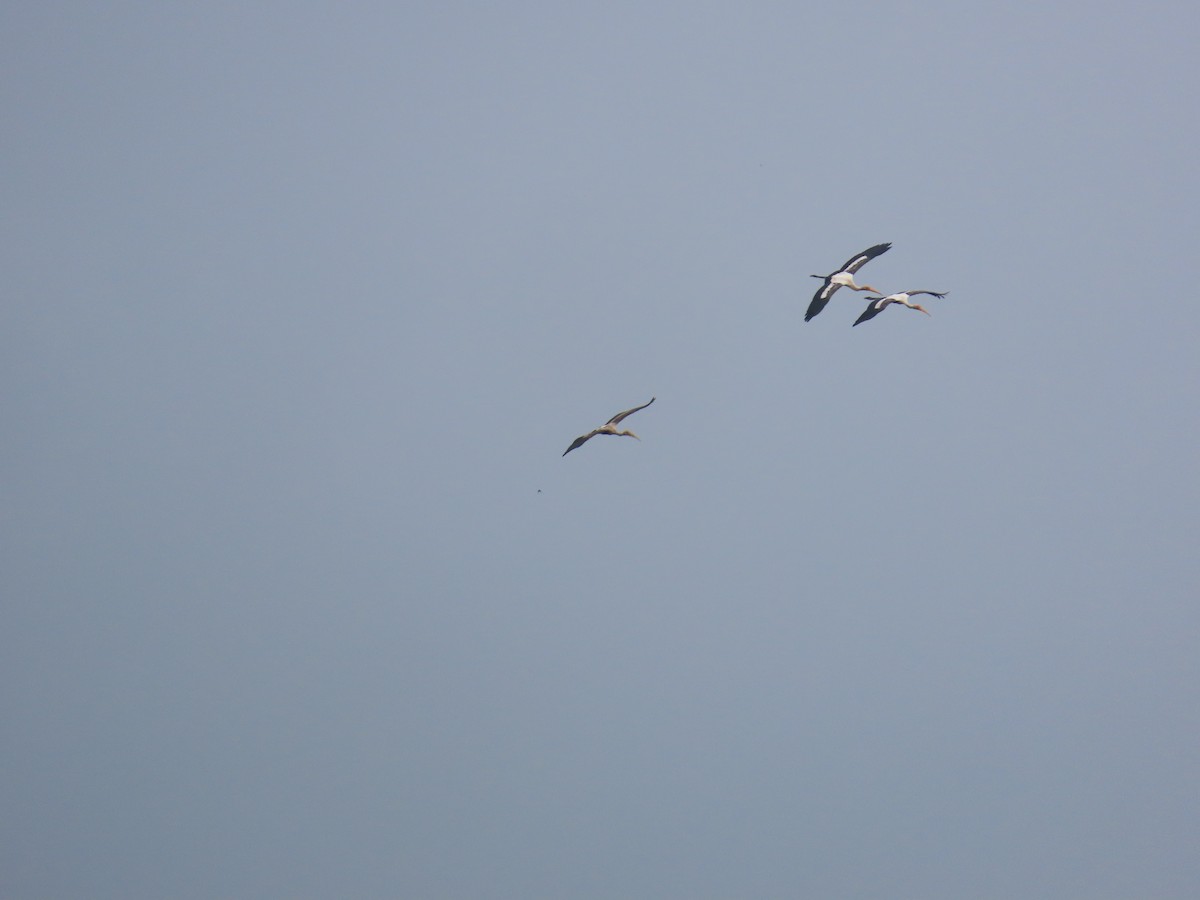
left=3, top=2, right=1198, bottom=897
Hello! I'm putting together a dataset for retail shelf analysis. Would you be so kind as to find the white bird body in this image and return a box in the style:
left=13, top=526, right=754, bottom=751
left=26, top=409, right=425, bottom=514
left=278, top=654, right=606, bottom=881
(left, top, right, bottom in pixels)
left=806, top=243, right=892, bottom=321
left=830, top=272, right=871, bottom=290
left=853, top=290, right=948, bottom=326
left=563, top=397, right=655, bottom=456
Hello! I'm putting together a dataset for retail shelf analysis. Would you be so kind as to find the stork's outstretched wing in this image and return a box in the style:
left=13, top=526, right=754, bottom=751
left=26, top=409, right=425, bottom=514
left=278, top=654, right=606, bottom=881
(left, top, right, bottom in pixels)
left=563, top=430, right=599, bottom=456
left=839, top=242, right=891, bottom=274
left=852, top=297, right=891, bottom=327
left=606, top=397, right=655, bottom=426
left=806, top=281, right=841, bottom=321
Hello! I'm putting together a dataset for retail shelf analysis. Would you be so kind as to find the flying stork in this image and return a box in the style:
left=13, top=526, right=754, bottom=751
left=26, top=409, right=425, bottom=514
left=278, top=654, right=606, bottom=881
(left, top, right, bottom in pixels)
left=563, top=397, right=655, bottom=456
left=805, top=242, right=892, bottom=321
left=853, top=290, right=948, bottom=326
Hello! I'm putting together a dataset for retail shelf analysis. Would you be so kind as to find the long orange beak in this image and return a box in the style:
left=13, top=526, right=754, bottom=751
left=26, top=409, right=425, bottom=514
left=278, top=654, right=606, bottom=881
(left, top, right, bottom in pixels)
left=914, top=304, right=931, bottom=316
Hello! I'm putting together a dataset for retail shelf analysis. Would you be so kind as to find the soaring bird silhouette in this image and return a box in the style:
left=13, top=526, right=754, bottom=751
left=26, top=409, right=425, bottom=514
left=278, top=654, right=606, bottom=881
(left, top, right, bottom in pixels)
left=806, top=242, right=892, bottom=321
left=853, top=290, right=948, bottom=326
left=563, top=398, right=655, bottom=456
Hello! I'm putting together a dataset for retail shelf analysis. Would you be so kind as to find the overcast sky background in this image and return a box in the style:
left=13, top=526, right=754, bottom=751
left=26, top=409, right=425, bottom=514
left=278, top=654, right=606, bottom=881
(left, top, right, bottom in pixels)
left=3, top=2, right=1198, bottom=897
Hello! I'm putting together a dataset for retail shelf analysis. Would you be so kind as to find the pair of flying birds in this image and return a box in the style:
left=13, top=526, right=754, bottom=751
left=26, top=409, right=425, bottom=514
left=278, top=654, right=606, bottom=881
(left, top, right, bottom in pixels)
left=563, top=242, right=947, bottom=456
left=806, top=241, right=948, bottom=326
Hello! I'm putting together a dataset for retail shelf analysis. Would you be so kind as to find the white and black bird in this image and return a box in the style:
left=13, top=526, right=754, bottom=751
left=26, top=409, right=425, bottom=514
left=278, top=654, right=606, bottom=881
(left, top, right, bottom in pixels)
left=853, top=290, right=948, bottom=326
left=563, top=397, right=655, bottom=456
left=806, top=242, right=892, bottom=321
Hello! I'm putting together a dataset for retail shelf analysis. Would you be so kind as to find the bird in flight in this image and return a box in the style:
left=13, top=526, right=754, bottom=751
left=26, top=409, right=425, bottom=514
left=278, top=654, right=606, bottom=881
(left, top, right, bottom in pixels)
left=563, top=397, right=656, bottom=456
left=853, top=289, right=948, bottom=326
left=806, top=242, right=892, bottom=321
